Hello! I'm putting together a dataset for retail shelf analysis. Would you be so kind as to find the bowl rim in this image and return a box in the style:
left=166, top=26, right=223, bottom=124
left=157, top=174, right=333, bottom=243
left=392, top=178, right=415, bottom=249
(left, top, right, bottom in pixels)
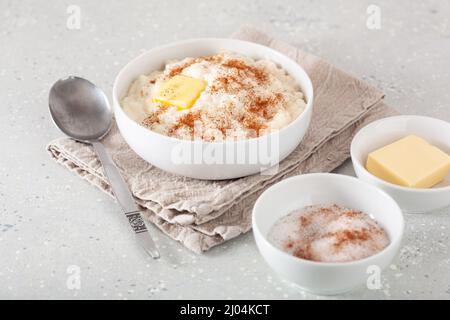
left=252, top=173, right=405, bottom=268
left=350, top=115, right=450, bottom=193
left=112, top=37, right=314, bottom=145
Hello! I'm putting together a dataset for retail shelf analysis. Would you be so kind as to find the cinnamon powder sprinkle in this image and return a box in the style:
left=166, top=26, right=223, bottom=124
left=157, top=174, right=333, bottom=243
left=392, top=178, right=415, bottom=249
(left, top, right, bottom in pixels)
left=246, top=93, right=283, bottom=120
left=221, top=59, right=268, bottom=84
left=211, top=75, right=247, bottom=93
left=142, top=105, right=169, bottom=126
left=170, top=111, right=201, bottom=132
left=293, top=243, right=313, bottom=261
left=331, top=229, right=371, bottom=250
left=167, top=54, right=224, bottom=78
left=240, top=115, right=265, bottom=136
left=167, top=58, right=197, bottom=78
left=167, top=63, right=191, bottom=78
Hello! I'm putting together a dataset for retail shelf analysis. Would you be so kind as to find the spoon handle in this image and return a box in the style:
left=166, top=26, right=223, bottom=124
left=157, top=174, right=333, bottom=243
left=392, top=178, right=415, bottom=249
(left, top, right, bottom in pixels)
left=92, top=141, right=160, bottom=259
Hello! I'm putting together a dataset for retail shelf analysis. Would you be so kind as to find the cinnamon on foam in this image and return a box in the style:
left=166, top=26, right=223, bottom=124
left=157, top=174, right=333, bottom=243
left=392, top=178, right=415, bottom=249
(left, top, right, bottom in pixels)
left=268, top=205, right=390, bottom=263
left=121, top=51, right=306, bottom=142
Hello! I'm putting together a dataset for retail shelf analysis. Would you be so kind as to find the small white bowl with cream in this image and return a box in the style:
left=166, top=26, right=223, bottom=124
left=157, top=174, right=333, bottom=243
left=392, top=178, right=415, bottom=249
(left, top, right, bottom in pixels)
left=113, top=39, right=314, bottom=180
left=351, top=115, right=450, bottom=213
left=252, top=173, right=404, bottom=295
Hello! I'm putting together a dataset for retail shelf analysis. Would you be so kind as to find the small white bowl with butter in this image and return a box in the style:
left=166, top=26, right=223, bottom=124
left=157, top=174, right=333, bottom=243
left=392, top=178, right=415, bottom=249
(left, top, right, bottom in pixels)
left=351, top=115, right=450, bottom=213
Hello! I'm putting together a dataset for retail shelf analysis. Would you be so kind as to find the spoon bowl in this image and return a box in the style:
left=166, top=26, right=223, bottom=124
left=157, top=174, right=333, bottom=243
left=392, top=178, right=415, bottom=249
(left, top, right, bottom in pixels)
left=49, top=76, right=112, bottom=142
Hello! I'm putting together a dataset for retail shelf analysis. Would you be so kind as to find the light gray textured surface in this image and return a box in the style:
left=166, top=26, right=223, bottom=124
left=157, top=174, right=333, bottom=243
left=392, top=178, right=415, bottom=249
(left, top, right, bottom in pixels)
left=1, top=0, right=449, bottom=300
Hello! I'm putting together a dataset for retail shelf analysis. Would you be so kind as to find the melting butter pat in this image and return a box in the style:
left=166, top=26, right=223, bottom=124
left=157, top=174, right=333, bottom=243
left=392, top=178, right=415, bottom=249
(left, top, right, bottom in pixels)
left=366, top=135, right=450, bottom=188
left=152, top=75, right=206, bottom=110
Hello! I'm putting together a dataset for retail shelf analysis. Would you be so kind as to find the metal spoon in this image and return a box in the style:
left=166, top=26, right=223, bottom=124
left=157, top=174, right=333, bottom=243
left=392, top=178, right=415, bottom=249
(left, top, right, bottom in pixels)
left=49, top=76, right=160, bottom=259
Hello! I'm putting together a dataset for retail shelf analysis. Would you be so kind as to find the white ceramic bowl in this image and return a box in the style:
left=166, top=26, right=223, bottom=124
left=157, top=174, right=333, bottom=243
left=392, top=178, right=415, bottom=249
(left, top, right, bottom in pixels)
left=252, top=173, right=404, bottom=295
left=351, top=115, right=450, bottom=213
left=113, top=38, right=313, bottom=180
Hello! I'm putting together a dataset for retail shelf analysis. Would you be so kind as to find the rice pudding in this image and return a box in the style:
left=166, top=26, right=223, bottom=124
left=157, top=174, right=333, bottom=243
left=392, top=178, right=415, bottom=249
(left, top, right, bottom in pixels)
left=268, top=204, right=390, bottom=263
left=121, top=51, right=306, bottom=142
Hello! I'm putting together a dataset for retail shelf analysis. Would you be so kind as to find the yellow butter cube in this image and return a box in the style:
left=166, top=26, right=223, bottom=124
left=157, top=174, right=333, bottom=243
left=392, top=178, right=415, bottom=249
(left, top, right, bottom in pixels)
left=152, top=75, right=206, bottom=110
left=366, top=135, right=450, bottom=188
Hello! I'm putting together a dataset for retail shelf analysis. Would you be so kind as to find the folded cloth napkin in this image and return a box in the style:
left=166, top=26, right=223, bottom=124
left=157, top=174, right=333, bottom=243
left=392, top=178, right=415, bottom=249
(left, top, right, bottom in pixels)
left=47, top=26, right=397, bottom=253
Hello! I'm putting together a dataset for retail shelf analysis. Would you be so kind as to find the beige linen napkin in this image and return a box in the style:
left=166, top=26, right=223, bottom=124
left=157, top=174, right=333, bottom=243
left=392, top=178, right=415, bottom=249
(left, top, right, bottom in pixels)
left=47, top=26, right=397, bottom=253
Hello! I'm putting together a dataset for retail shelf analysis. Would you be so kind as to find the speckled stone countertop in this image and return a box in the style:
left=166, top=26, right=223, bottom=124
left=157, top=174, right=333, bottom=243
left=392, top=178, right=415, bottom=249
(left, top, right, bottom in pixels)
left=1, top=0, right=449, bottom=299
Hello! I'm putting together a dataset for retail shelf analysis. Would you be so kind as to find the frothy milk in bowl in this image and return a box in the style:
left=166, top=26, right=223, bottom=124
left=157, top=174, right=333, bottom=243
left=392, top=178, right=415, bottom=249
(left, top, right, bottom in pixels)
left=268, top=204, right=390, bottom=263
